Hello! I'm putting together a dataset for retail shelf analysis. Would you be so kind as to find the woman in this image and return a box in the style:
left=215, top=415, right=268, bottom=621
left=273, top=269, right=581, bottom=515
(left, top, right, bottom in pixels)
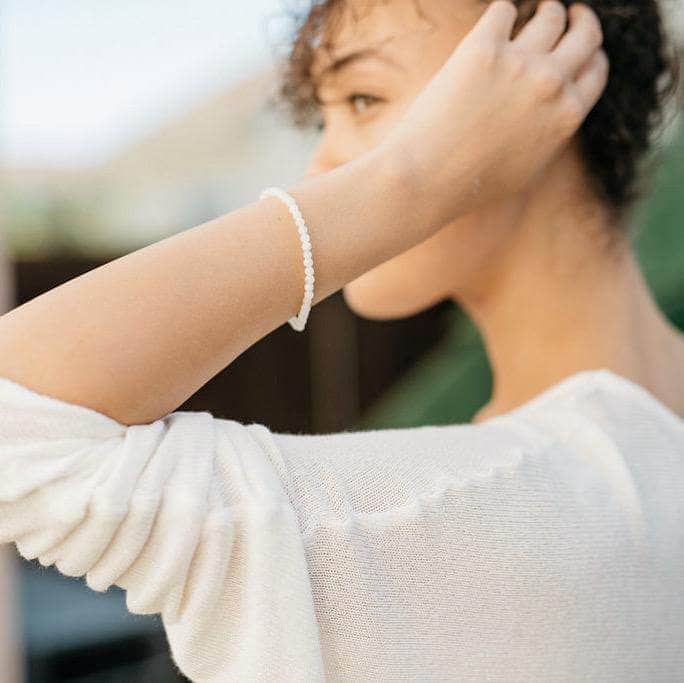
left=0, top=0, right=682, bottom=680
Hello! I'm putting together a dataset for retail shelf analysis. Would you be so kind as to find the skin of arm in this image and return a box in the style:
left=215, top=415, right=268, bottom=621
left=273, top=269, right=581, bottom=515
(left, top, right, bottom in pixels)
left=0, top=147, right=431, bottom=425
left=0, top=1, right=608, bottom=426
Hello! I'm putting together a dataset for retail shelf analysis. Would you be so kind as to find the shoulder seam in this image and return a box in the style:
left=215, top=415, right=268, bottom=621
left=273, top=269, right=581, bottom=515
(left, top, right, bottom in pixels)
left=300, top=446, right=527, bottom=544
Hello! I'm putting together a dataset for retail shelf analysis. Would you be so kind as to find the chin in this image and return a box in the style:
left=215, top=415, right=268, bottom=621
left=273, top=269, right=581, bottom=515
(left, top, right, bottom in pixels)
left=342, top=279, right=439, bottom=321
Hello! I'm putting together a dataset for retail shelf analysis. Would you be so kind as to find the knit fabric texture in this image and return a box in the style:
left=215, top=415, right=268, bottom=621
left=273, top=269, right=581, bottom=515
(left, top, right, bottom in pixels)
left=0, top=368, right=682, bottom=681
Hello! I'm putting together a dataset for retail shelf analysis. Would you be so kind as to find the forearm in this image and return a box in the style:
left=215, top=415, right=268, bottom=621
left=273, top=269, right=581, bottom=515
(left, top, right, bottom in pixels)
left=0, top=145, right=438, bottom=425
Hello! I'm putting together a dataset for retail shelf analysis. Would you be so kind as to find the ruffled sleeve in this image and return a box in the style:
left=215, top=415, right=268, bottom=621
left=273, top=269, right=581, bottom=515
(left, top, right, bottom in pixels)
left=0, top=376, right=325, bottom=682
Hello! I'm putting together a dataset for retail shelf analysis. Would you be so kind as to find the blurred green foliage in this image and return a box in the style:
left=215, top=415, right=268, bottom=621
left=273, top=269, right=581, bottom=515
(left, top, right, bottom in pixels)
left=1, top=192, right=106, bottom=259
left=358, top=118, right=684, bottom=429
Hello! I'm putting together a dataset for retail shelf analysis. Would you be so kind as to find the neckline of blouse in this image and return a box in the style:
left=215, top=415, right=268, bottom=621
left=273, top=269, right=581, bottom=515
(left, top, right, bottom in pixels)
left=499, top=366, right=684, bottom=432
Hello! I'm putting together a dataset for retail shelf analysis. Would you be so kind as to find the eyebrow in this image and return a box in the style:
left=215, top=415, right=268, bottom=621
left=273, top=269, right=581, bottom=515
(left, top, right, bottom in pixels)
left=311, top=47, right=404, bottom=84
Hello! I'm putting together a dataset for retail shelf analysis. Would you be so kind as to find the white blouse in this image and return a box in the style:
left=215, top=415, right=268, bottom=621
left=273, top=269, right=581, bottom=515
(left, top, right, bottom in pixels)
left=1, top=367, right=683, bottom=682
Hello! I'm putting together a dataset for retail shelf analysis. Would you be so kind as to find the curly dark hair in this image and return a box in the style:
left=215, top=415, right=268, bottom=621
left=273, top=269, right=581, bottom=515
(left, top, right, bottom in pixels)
left=274, top=0, right=682, bottom=227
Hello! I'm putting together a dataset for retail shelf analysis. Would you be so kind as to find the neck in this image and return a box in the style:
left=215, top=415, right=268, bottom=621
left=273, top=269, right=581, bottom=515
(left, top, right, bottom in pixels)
left=454, top=153, right=683, bottom=422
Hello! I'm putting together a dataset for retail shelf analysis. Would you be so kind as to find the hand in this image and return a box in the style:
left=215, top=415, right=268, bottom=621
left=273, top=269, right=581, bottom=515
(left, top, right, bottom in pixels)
left=380, top=0, right=609, bottom=227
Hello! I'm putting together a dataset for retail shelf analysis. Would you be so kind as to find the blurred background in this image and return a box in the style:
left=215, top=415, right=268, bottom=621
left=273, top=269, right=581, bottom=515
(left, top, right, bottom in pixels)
left=0, top=0, right=682, bottom=680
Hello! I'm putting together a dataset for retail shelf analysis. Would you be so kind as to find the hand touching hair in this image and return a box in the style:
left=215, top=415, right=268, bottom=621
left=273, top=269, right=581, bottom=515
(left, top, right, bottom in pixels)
left=278, top=0, right=681, bottom=223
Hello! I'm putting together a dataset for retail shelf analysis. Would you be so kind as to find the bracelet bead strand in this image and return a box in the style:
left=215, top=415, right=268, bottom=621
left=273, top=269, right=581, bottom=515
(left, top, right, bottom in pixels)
left=259, top=187, right=315, bottom=332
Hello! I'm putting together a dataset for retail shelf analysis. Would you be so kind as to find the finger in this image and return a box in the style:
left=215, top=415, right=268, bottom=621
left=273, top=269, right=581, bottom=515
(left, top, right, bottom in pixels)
left=469, top=0, right=519, bottom=43
left=572, top=47, right=609, bottom=111
left=552, top=3, right=604, bottom=78
left=514, top=0, right=568, bottom=53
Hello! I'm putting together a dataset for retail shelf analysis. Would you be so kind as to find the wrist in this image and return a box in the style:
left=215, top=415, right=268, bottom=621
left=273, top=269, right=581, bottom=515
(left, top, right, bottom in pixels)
left=363, top=141, right=444, bottom=246
left=372, top=138, right=463, bottom=241
left=285, top=139, right=445, bottom=304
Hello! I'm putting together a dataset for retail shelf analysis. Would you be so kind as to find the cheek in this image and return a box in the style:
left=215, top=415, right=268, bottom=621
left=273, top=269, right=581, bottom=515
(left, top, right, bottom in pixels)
left=385, top=102, right=414, bottom=138
left=356, top=83, right=427, bottom=151
left=355, top=100, right=413, bottom=152
left=322, top=83, right=428, bottom=163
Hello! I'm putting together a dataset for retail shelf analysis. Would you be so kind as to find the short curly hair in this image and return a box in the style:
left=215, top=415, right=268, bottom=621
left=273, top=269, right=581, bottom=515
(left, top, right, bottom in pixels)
left=275, top=0, right=682, bottom=227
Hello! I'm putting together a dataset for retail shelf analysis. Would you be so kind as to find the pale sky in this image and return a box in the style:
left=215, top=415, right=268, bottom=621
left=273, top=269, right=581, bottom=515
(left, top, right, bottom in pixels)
left=1, top=0, right=293, bottom=167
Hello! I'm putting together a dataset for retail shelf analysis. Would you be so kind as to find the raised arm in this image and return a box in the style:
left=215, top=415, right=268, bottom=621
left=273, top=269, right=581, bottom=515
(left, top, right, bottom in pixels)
left=0, top=148, right=417, bottom=426
left=0, top=0, right=607, bottom=426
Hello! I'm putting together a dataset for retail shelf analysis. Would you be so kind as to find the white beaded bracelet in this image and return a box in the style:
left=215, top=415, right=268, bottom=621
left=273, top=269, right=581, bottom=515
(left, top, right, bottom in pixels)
left=259, top=186, right=315, bottom=332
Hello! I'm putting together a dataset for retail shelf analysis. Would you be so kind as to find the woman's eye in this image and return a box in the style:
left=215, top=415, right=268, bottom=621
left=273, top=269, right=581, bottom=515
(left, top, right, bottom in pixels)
left=347, top=93, right=381, bottom=115
left=312, top=93, right=382, bottom=132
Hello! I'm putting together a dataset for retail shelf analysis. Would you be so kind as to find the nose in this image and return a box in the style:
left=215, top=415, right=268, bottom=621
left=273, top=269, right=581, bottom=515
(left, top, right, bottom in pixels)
left=304, top=161, right=326, bottom=179
left=304, top=142, right=341, bottom=179
left=304, top=157, right=332, bottom=180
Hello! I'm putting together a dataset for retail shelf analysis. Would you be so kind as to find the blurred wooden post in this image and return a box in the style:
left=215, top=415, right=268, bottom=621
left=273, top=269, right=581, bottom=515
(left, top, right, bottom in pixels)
left=308, top=293, right=360, bottom=433
left=0, top=230, right=24, bottom=683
